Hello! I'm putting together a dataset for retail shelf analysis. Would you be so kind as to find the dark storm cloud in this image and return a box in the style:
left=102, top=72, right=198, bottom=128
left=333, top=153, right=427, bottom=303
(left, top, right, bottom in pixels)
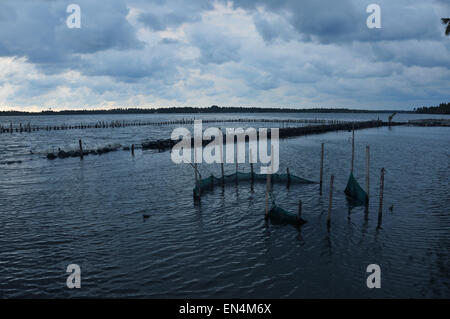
left=252, top=14, right=294, bottom=43
left=138, top=12, right=186, bottom=31
left=0, top=0, right=448, bottom=109
left=79, top=48, right=181, bottom=83
left=189, top=27, right=241, bottom=65
left=136, top=0, right=213, bottom=30
left=0, top=0, right=142, bottom=66
left=230, top=0, right=447, bottom=44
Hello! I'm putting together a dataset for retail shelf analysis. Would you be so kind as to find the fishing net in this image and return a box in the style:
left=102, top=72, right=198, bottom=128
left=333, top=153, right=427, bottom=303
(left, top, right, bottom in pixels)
left=344, top=172, right=368, bottom=205
left=193, top=171, right=315, bottom=225
left=193, top=172, right=316, bottom=197
left=268, top=201, right=301, bottom=224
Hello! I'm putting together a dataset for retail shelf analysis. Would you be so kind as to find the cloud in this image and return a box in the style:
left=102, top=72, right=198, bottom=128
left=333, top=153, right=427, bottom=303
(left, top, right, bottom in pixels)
left=138, top=11, right=195, bottom=31
left=136, top=0, right=213, bottom=30
left=188, top=27, right=241, bottom=65
left=230, top=0, right=446, bottom=43
left=0, top=0, right=142, bottom=67
left=0, top=0, right=448, bottom=110
left=252, top=11, right=295, bottom=43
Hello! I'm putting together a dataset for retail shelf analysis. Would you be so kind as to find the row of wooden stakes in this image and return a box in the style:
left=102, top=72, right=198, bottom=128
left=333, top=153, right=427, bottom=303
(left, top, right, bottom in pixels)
left=0, top=118, right=355, bottom=134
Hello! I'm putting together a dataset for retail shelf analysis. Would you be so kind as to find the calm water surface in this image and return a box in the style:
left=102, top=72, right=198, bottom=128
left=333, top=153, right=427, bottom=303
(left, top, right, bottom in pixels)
left=0, top=113, right=449, bottom=298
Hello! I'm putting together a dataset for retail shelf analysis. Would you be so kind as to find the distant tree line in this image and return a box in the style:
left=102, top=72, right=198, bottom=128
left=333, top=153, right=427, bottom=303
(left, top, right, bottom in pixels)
left=0, top=105, right=407, bottom=116
left=414, top=103, right=450, bottom=115
left=2, top=103, right=449, bottom=116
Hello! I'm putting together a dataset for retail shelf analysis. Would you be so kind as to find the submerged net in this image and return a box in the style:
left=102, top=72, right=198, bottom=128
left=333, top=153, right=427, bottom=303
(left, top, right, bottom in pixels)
left=268, top=201, right=301, bottom=224
left=193, top=171, right=316, bottom=198
left=344, top=172, right=368, bottom=205
left=193, top=171, right=315, bottom=225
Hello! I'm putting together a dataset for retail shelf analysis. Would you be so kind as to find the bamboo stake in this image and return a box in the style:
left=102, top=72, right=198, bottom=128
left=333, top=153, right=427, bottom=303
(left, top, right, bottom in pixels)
left=351, top=126, right=355, bottom=173
left=79, top=139, right=83, bottom=159
left=219, top=141, right=224, bottom=185
left=298, top=200, right=302, bottom=220
left=265, top=145, right=274, bottom=219
left=194, top=147, right=199, bottom=189
left=249, top=149, right=254, bottom=183
left=320, top=142, right=324, bottom=195
left=198, top=172, right=202, bottom=197
left=287, top=167, right=291, bottom=186
left=366, top=145, right=370, bottom=203
left=131, top=144, right=135, bottom=156
left=235, top=144, right=238, bottom=183
left=265, top=172, right=271, bottom=219
left=194, top=162, right=198, bottom=185
left=327, top=175, right=334, bottom=226
left=377, top=168, right=385, bottom=228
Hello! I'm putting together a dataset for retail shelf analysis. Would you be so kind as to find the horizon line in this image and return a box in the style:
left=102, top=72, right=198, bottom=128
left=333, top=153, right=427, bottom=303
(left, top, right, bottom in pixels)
left=0, top=105, right=417, bottom=114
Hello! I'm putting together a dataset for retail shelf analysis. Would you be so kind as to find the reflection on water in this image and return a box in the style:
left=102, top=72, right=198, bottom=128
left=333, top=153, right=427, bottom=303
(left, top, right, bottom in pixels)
left=0, top=113, right=449, bottom=298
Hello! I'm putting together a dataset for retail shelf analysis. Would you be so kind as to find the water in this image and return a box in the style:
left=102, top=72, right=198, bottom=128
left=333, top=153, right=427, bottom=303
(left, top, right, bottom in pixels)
left=0, top=112, right=449, bottom=298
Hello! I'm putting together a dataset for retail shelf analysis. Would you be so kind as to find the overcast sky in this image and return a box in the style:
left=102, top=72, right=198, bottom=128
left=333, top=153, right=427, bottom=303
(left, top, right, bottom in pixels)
left=0, top=0, right=449, bottom=111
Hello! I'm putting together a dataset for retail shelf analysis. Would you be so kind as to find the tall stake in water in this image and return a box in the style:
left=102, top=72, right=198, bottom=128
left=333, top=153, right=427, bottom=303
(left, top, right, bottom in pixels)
left=194, top=146, right=198, bottom=190
left=219, top=141, right=224, bottom=185
left=377, top=168, right=385, bottom=228
left=320, top=143, right=324, bottom=195
left=249, top=150, right=254, bottom=183
left=265, top=145, right=274, bottom=220
left=79, top=139, right=83, bottom=160
left=327, top=174, right=334, bottom=226
left=351, top=126, right=355, bottom=173
left=366, top=145, right=370, bottom=203
left=236, top=143, right=239, bottom=174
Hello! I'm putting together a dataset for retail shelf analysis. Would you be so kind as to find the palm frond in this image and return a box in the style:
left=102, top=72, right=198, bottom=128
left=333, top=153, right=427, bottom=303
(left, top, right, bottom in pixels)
left=442, top=18, right=450, bottom=36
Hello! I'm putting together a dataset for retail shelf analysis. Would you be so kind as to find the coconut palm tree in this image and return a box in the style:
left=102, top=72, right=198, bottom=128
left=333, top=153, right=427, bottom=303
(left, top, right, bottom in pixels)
left=442, top=18, right=450, bottom=36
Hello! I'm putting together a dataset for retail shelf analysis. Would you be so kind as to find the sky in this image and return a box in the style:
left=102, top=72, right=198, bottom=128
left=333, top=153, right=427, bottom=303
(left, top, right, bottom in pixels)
left=0, top=0, right=449, bottom=111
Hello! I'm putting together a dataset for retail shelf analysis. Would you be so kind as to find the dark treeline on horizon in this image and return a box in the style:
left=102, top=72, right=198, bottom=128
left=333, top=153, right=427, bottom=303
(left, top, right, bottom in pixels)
left=0, top=105, right=414, bottom=116
left=414, top=102, right=450, bottom=114
left=1, top=102, right=449, bottom=116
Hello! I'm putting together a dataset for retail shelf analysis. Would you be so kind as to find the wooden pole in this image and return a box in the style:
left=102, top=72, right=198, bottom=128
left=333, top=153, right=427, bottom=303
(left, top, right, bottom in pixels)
left=320, top=142, right=324, bottom=195
left=79, top=139, right=84, bottom=159
left=235, top=144, right=238, bottom=182
left=249, top=149, right=254, bottom=183
left=298, top=200, right=302, bottom=220
left=10, top=122, right=12, bottom=134
left=351, top=126, right=355, bottom=173
left=198, top=172, right=202, bottom=197
left=265, top=145, right=274, bottom=220
left=194, top=146, right=199, bottom=188
left=366, top=145, right=370, bottom=203
left=194, top=162, right=198, bottom=185
left=220, top=141, right=224, bottom=185
left=377, top=168, right=385, bottom=228
left=265, top=172, right=271, bottom=219
left=287, top=167, right=291, bottom=186
left=131, top=144, right=135, bottom=156
left=327, top=175, right=334, bottom=226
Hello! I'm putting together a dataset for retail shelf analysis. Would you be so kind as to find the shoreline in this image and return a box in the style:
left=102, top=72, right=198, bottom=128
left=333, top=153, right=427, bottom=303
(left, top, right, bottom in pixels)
left=0, top=107, right=429, bottom=116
